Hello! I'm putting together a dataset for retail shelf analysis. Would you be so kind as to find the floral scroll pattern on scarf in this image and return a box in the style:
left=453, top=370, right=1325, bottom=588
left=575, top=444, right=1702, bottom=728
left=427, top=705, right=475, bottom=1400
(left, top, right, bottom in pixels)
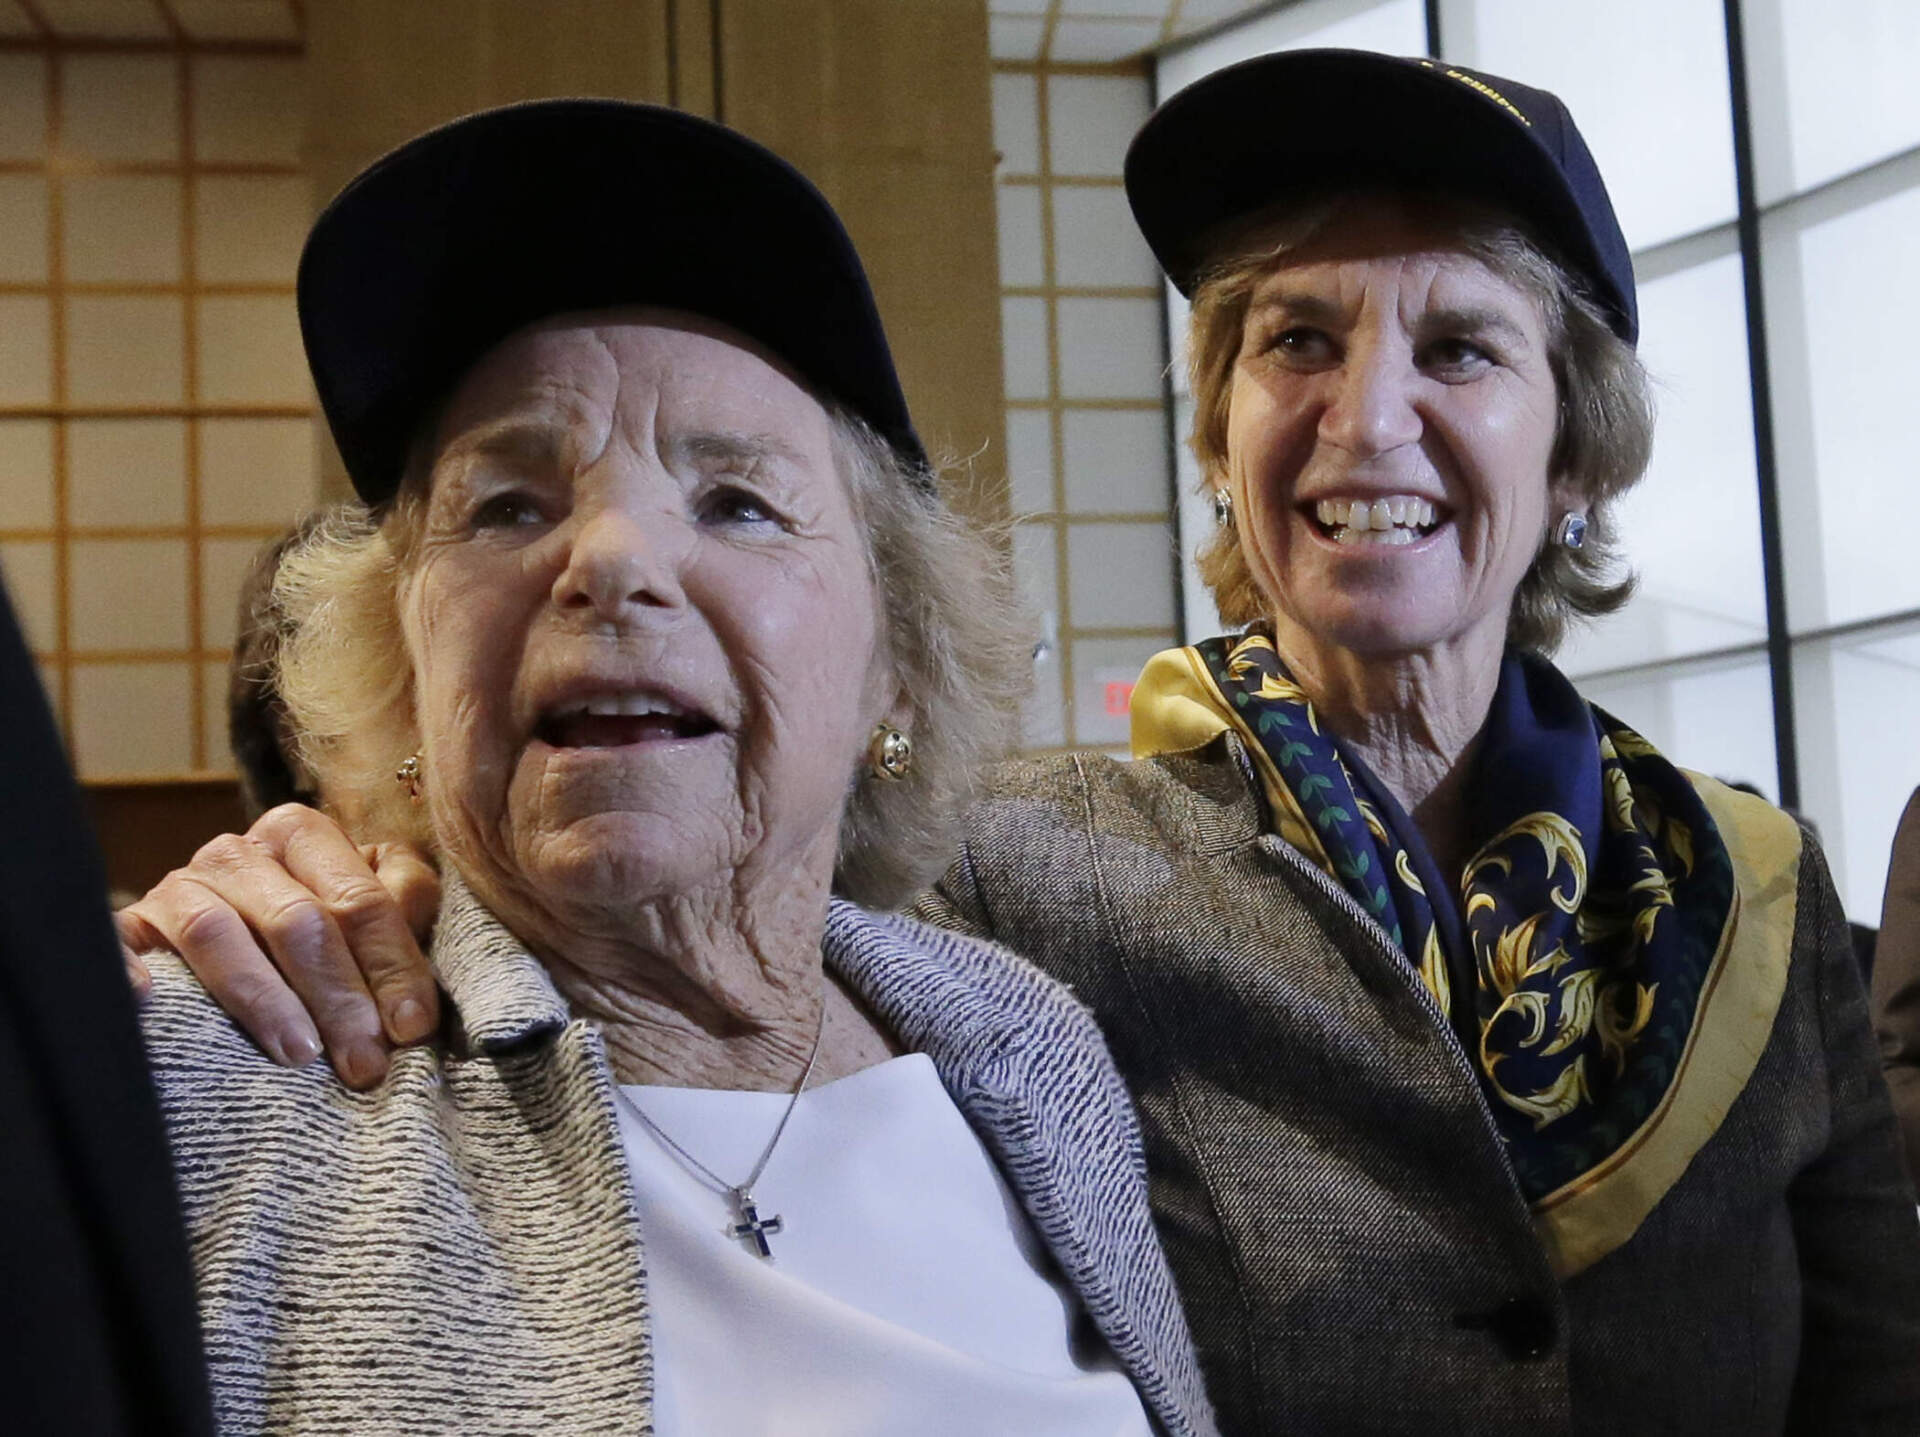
left=1194, top=631, right=1735, bottom=1205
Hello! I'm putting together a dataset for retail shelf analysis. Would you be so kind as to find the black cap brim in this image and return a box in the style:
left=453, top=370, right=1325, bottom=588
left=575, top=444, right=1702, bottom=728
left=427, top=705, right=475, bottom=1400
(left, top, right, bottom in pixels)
left=298, top=100, right=924, bottom=505
left=1126, top=49, right=1636, bottom=343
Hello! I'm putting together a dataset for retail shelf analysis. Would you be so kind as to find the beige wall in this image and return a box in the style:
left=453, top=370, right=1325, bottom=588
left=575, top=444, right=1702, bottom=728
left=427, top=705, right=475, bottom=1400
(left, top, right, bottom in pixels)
left=720, top=0, right=1005, bottom=526
left=304, top=1, right=676, bottom=178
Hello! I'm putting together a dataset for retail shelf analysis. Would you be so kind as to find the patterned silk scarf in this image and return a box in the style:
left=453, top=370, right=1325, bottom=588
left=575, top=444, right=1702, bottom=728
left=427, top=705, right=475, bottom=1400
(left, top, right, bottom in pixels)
left=1171, top=631, right=1739, bottom=1210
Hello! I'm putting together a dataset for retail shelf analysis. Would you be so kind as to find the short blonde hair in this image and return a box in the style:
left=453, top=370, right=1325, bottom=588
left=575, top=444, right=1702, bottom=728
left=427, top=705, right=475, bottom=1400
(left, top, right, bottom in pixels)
left=272, top=411, right=1031, bottom=908
left=1185, top=194, right=1655, bottom=654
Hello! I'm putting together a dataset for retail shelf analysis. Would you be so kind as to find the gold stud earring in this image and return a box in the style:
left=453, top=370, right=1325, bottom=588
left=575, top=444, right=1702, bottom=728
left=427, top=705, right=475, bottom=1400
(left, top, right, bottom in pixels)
left=867, top=724, right=912, bottom=781
left=396, top=753, right=422, bottom=799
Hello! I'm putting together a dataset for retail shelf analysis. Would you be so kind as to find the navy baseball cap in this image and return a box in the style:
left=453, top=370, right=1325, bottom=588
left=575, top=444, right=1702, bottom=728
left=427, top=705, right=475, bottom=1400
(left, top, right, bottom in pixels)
left=1126, top=49, right=1638, bottom=344
left=298, top=99, right=926, bottom=505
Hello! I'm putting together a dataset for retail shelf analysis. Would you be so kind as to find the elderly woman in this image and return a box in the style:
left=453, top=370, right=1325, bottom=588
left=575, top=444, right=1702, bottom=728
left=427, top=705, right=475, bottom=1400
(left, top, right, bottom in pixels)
left=128, top=54, right=1920, bottom=1433
left=128, top=99, right=1214, bottom=1436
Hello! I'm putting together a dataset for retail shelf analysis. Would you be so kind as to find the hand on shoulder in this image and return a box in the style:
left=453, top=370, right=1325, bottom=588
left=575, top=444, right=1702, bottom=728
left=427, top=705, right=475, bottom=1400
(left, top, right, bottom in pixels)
left=117, top=802, right=440, bottom=1090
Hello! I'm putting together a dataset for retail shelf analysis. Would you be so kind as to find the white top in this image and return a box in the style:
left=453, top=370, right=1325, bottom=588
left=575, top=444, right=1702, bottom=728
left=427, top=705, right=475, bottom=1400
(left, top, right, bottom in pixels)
left=615, top=1052, right=1156, bottom=1437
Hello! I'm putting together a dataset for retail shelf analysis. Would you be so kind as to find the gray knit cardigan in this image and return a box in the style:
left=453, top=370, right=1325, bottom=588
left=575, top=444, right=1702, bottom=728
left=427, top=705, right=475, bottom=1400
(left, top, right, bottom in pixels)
left=140, top=877, right=1217, bottom=1437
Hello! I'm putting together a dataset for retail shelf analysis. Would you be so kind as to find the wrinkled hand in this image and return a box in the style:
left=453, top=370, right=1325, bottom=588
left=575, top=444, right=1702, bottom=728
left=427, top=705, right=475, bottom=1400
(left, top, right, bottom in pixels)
left=117, top=803, right=441, bottom=1089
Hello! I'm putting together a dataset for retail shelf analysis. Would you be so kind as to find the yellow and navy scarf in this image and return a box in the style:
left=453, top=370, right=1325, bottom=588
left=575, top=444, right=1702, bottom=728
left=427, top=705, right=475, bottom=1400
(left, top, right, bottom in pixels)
left=1132, top=631, right=1798, bottom=1275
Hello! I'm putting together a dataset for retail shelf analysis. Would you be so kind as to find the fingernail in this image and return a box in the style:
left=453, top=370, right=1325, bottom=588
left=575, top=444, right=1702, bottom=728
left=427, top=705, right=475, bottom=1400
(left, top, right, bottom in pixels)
left=276, top=1023, right=323, bottom=1067
left=342, top=1042, right=389, bottom=1090
left=388, top=996, right=431, bottom=1043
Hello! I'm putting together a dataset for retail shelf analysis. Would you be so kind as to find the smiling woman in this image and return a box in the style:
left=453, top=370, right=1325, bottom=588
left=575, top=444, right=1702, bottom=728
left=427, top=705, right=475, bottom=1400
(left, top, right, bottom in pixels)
left=1219, top=201, right=1566, bottom=690
left=922, top=48, right=1920, bottom=1431
left=273, top=374, right=996, bottom=918
left=122, top=99, right=1215, bottom=1437
left=1185, top=195, right=1651, bottom=660
left=300, top=315, right=899, bottom=1057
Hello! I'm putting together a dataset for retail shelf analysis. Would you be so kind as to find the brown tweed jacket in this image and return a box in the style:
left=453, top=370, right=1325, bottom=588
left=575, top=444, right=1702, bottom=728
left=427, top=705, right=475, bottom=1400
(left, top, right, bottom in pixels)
left=916, top=735, right=1920, bottom=1436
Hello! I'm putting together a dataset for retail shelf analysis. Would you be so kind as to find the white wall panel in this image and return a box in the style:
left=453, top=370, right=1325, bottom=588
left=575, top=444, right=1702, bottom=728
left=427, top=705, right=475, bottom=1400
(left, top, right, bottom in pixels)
left=1765, top=159, right=1920, bottom=633
left=1559, top=249, right=1766, bottom=676
left=1576, top=655, right=1778, bottom=806
left=1439, top=0, right=1736, bottom=251
left=1793, top=627, right=1920, bottom=921
left=1158, top=0, right=1424, bottom=99
left=1745, top=0, right=1920, bottom=203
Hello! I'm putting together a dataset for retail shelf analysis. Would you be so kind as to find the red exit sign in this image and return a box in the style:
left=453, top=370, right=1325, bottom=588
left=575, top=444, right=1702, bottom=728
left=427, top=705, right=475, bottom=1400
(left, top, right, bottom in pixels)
left=1103, top=680, right=1135, bottom=716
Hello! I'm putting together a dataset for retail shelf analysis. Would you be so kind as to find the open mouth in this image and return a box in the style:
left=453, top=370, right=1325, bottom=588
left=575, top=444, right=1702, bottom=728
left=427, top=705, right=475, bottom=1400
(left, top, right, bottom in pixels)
left=1309, top=497, right=1443, bottom=548
left=536, top=694, right=721, bottom=748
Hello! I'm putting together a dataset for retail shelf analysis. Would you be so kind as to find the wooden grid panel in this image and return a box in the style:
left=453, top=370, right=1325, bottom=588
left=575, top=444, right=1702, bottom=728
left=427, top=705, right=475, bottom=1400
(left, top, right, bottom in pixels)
left=0, top=8, right=312, bottom=781
left=988, top=0, right=1273, bottom=66
left=993, top=55, right=1179, bottom=757
left=3, top=0, right=301, bottom=44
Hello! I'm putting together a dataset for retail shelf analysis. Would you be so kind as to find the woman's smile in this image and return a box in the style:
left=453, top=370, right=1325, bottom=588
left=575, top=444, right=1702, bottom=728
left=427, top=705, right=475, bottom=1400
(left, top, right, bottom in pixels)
left=532, top=686, right=725, bottom=749
left=1304, top=494, right=1445, bottom=548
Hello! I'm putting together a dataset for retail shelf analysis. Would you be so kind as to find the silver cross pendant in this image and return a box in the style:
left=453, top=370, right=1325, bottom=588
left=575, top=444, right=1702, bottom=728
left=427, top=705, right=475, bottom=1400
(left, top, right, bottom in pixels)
left=727, top=1188, right=784, bottom=1259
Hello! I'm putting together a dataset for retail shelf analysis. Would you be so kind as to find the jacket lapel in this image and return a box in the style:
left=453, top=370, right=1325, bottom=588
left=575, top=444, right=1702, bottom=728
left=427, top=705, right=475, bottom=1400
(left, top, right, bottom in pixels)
left=825, top=901, right=1217, bottom=1437
left=431, top=873, right=573, bottom=1050
left=423, top=876, right=655, bottom=1429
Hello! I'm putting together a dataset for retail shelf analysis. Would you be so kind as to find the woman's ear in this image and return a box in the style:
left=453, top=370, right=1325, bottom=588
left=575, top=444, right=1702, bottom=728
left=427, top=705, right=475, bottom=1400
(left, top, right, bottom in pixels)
left=879, top=687, right=914, bottom=737
left=1547, top=474, right=1586, bottom=519
left=850, top=685, right=916, bottom=787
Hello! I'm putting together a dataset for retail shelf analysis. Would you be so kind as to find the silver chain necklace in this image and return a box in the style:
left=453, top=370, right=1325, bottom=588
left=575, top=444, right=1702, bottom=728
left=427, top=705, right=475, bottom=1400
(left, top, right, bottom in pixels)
left=614, top=1009, right=825, bottom=1260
